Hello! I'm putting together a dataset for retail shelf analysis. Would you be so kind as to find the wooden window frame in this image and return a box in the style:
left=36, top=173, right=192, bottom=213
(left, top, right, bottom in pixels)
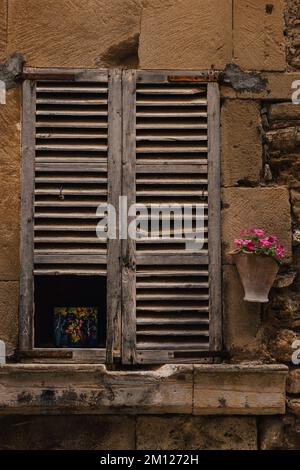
left=19, top=68, right=222, bottom=364
left=19, top=68, right=122, bottom=364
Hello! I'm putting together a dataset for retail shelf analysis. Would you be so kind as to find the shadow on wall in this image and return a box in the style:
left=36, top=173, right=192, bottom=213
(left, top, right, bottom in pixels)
left=95, top=33, right=140, bottom=68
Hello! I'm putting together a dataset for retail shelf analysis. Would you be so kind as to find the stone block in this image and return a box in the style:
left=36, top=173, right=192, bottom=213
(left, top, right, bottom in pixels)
left=270, top=153, right=300, bottom=188
left=0, top=415, right=135, bottom=450
left=0, top=281, right=19, bottom=355
left=136, top=416, right=257, bottom=450
left=7, top=0, right=143, bottom=67
left=271, top=296, right=300, bottom=320
left=0, top=88, right=20, bottom=281
left=269, top=102, right=300, bottom=124
left=233, top=0, right=285, bottom=71
left=287, top=397, right=300, bottom=416
left=222, top=187, right=292, bottom=263
left=287, top=368, right=300, bottom=393
left=259, top=415, right=300, bottom=450
left=268, top=329, right=300, bottom=363
left=267, top=127, right=300, bottom=154
left=221, top=100, right=262, bottom=187
left=285, top=0, right=300, bottom=26
left=139, top=0, right=232, bottom=69
left=223, top=265, right=262, bottom=354
left=291, top=189, right=300, bottom=223
left=193, top=364, right=287, bottom=415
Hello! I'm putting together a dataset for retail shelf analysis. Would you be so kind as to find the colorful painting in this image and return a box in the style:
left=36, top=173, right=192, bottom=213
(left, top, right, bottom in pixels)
left=54, top=307, right=98, bottom=348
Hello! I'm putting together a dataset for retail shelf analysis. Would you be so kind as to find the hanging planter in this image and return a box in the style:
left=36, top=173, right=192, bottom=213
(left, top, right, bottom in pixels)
left=230, top=228, right=285, bottom=303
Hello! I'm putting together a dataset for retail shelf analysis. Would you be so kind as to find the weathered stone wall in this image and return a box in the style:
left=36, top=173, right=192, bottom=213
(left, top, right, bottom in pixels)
left=0, top=415, right=258, bottom=450
left=0, top=0, right=299, bottom=450
left=1, top=414, right=300, bottom=450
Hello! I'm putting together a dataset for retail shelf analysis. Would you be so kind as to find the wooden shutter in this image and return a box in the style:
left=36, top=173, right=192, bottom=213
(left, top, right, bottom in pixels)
left=20, top=69, right=122, bottom=362
left=122, top=71, right=221, bottom=364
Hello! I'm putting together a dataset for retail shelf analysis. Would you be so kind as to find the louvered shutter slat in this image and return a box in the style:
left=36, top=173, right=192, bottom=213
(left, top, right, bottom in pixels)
left=34, top=75, right=109, bottom=275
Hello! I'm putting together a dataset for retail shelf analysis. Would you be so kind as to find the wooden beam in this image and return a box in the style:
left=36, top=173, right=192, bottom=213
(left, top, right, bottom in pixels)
left=122, top=70, right=137, bottom=365
left=19, top=80, right=36, bottom=351
left=106, top=69, right=122, bottom=364
left=23, top=67, right=108, bottom=82
left=136, top=70, right=220, bottom=83
left=207, top=83, right=222, bottom=352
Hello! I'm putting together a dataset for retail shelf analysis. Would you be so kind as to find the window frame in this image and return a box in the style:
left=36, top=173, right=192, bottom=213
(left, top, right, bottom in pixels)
left=19, top=68, right=222, bottom=364
left=19, top=68, right=122, bottom=364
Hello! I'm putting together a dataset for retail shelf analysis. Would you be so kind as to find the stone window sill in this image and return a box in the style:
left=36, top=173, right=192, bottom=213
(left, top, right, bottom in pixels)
left=0, top=363, right=288, bottom=415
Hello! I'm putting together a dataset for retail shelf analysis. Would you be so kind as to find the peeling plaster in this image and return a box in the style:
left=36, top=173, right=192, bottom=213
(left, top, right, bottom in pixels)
left=221, top=63, right=268, bottom=92
left=0, top=52, right=24, bottom=89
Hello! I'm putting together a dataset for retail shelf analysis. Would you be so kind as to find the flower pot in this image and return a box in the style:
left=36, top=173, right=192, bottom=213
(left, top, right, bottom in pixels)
left=233, top=253, right=279, bottom=303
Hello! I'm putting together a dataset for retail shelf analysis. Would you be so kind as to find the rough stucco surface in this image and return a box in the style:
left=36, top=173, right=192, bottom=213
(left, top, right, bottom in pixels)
left=0, top=281, right=19, bottom=356
left=0, top=88, right=20, bottom=281
left=139, top=0, right=232, bottom=69
left=0, top=0, right=6, bottom=55
left=234, top=0, right=285, bottom=71
left=136, top=416, right=257, bottom=450
left=7, top=0, right=143, bottom=67
left=222, top=187, right=292, bottom=263
left=221, top=100, right=262, bottom=186
left=285, top=0, right=300, bottom=70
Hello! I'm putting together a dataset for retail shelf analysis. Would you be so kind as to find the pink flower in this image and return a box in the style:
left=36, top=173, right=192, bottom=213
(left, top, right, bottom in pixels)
left=260, top=238, right=272, bottom=247
left=252, top=228, right=265, bottom=237
left=244, top=241, right=255, bottom=251
left=234, top=238, right=255, bottom=250
left=241, top=228, right=265, bottom=237
left=276, top=245, right=285, bottom=259
left=234, top=229, right=285, bottom=262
